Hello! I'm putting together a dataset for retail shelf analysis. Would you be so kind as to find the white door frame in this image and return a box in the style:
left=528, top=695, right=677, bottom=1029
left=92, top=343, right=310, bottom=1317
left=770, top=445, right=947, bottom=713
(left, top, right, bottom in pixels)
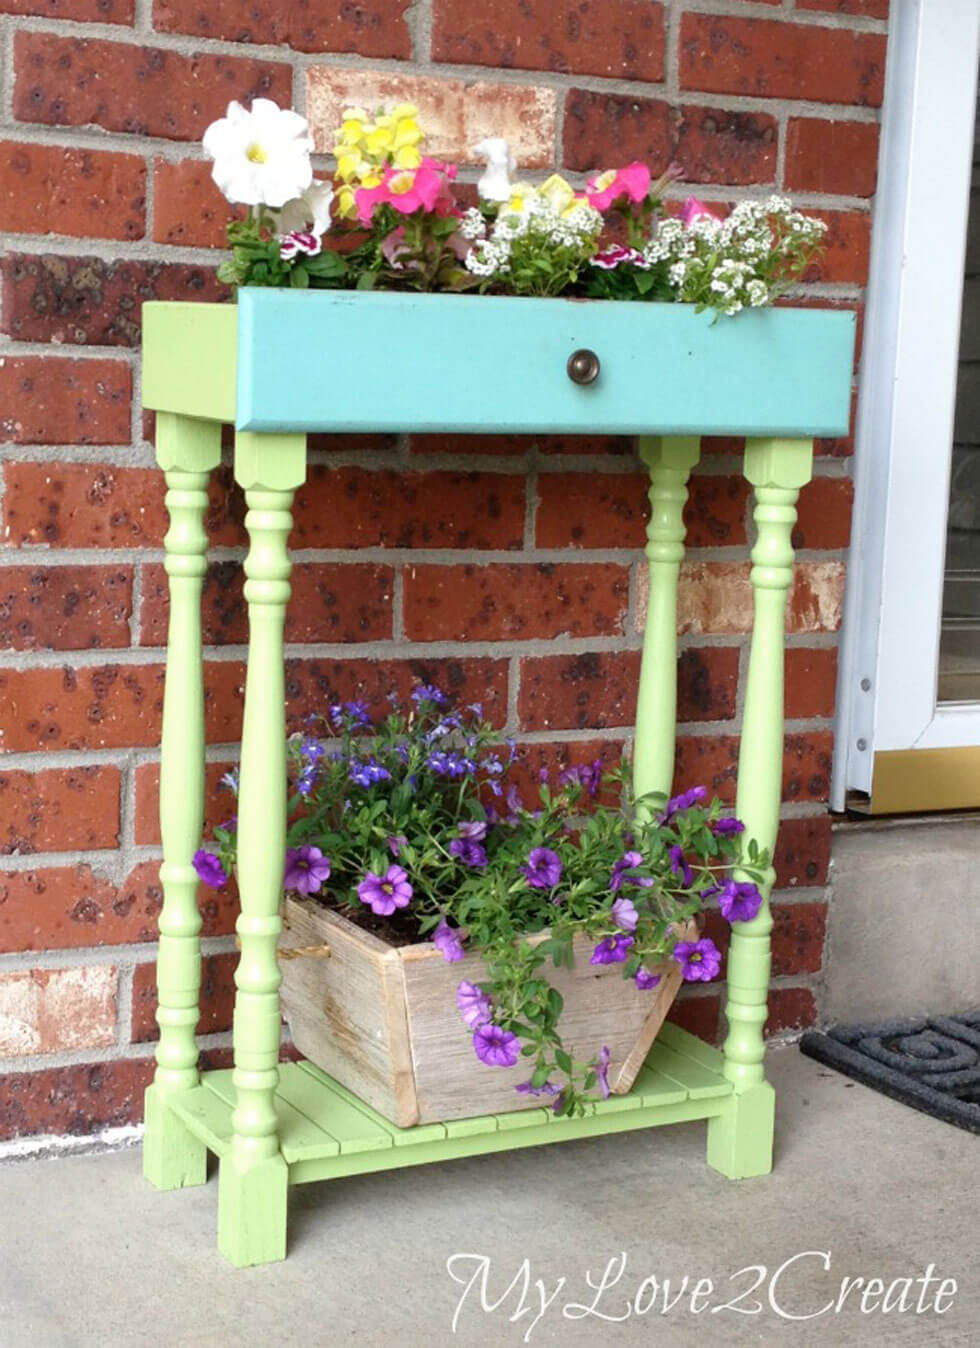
left=833, top=0, right=980, bottom=810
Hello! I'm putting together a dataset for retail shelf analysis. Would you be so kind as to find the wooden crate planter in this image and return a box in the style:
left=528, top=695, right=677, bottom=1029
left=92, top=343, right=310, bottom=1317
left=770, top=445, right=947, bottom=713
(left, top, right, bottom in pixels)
left=139, top=291, right=856, bottom=1267
left=279, top=898, right=694, bottom=1126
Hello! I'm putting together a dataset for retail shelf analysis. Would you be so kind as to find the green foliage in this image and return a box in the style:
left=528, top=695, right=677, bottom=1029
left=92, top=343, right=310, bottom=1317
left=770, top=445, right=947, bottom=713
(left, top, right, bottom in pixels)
left=207, top=691, right=767, bottom=1116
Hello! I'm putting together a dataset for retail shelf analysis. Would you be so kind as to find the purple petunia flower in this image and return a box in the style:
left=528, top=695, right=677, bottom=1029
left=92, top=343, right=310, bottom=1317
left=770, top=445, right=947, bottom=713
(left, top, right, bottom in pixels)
left=611, top=896, right=639, bottom=933
left=557, top=758, right=603, bottom=798
left=412, top=683, right=447, bottom=706
left=449, top=837, right=488, bottom=869
left=669, top=845, right=694, bottom=887
left=193, top=849, right=227, bottom=890
left=432, top=917, right=466, bottom=963
left=458, top=820, right=488, bottom=842
left=610, top=851, right=654, bottom=892
left=660, top=784, right=708, bottom=822
left=515, top=1078, right=562, bottom=1098
left=590, top=932, right=635, bottom=966
left=595, top=1045, right=612, bottom=1100
left=718, top=879, right=764, bottom=924
left=357, top=864, right=413, bottom=916
left=634, top=967, right=662, bottom=991
left=523, top=847, right=562, bottom=889
left=387, top=833, right=407, bottom=857
left=673, top=937, right=722, bottom=983
left=712, top=816, right=745, bottom=837
left=473, top=1023, right=521, bottom=1068
left=456, top=980, right=492, bottom=1029
left=283, top=845, right=331, bottom=896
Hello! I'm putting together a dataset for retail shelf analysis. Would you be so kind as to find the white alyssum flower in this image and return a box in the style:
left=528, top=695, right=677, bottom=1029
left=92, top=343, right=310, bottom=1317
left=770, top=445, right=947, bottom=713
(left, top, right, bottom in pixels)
left=459, top=207, right=488, bottom=241
left=203, top=98, right=313, bottom=208
left=472, top=137, right=516, bottom=203
left=277, top=180, right=334, bottom=237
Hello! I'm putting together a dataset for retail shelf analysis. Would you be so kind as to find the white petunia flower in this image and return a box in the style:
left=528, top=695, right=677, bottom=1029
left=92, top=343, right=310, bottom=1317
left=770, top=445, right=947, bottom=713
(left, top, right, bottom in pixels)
left=472, top=137, right=516, bottom=203
left=203, top=98, right=313, bottom=208
left=277, top=180, right=334, bottom=237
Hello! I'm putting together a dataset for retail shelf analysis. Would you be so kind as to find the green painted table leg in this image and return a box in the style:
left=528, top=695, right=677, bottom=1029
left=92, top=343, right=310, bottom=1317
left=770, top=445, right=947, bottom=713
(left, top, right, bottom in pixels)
left=217, top=431, right=305, bottom=1267
left=144, top=412, right=220, bottom=1193
left=707, top=437, right=813, bottom=1180
left=633, top=436, right=701, bottom=804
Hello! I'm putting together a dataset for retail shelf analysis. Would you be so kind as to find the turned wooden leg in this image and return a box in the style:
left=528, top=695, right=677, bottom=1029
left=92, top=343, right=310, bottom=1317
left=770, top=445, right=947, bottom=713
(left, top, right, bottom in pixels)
left=217, top=431, right=305, bottom=1267
left=633, top=436, right=701, bottom=802
left=144, top=412, right=221, bottom=1192
left=708, top=437, right=813, bottom=1179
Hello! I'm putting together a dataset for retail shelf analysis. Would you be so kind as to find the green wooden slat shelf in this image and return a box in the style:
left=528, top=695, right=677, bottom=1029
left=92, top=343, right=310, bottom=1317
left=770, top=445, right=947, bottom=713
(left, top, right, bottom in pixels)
left=168, top=1027, right=733, bottom=1184
left=139, top=293, right=856, bottom=1269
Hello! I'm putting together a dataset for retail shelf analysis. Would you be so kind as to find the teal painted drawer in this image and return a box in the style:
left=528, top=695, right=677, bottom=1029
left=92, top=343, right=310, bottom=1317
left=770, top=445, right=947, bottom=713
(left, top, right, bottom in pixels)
left=235, top=289, right=855, bottom=438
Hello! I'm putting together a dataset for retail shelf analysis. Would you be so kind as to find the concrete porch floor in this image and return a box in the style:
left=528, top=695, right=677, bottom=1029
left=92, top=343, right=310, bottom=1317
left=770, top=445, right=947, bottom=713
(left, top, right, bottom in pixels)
left=0, top=1047, right=974, bottom=1348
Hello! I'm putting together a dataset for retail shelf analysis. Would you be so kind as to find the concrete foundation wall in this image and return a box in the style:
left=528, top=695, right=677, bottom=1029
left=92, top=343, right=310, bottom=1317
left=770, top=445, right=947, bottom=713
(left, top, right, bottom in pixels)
left=825, top=817, right=980, bottom=1024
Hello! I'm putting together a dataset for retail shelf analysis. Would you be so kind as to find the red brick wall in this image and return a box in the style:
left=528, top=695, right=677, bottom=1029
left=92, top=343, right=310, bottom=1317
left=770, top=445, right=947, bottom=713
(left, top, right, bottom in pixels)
left=0, top=0, right=886, bottom=1141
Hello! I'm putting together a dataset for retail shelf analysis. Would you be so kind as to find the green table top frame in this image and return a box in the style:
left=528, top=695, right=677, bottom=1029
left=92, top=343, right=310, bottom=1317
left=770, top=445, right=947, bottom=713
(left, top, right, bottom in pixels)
left=141, top=292, right=856, bottom=1266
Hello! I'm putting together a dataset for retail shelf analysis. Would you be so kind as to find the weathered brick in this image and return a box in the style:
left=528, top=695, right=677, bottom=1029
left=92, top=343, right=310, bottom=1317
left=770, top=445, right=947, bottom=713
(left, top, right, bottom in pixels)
left=133, top=760, right=236, bottom=847
left=794, top=476, right=853, bottom=550
left=766, top=986, right=817, bottom=1034
left=803, top=211, right=872, bottom=285
left=140, top=561, right=394, bottom=646
left=0, top=661, right=245, bottom=753
left=0, top=766, right=120, bottom=855
left=432, top=0, right=665, bottom=82
left=1, top=254, right=225, bottom=346
left=563, top=90, right=672, bottom=174
left=518, top=647, right=738, bottom=730
left=131, top=951, right=237, bottom=1042
left=0, top=1057, right=153, bottom=1139
left=666, top=992, right=720, bottom=1045
left=155, top=0, right=412, bottom=57
left=0, top=141, right=145, bottom=240
left=14, top=34, right=291, bottom=142
left=0, top=358, right=131, bottom=445
left=2, top=462, right=241, bottom=550
left=293, top=468, right=525, bottom=551
left=0, top=0, right=133, bottom=16
left=798, top=0, right=888, bottom=17
left=306, top=67, right=557, bottom=167
left=773, top=815, right=832, bottom=889
left=535, top=472, right=749, bottom=549
left=673, top=732, right=832, bottom=804
left=785, top=647, right=838, bottom=720
left=409, top=433, right=632, bottom=457
left=404, top=563, right=629, bottom=641
left=673, top=105, right=778, bottom=185
left=283, top=657, right=510, bottom=728
left=785, top=118, right=880, bottom=197
left=0, top=565, right=131, bottom=651
left=0, top=966, right=117, bottom=1056
left=679, top=14, right=886, bottom=107
left=152, top=158, right=232, bottom=248
left=783, top=731, right=834, bottom=803
left=636, top=561, right=846, bottom=636
left=703, top=899, right=826, bottom=979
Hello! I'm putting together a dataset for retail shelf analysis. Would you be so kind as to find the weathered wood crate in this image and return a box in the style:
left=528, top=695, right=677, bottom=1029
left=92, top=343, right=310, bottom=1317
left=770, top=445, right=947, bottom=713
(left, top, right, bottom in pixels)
left=279, top=896, right=692, bottom=1127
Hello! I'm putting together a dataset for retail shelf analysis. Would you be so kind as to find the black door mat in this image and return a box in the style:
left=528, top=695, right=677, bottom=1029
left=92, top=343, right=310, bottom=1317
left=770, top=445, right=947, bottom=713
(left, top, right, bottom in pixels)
left=800, top=1011, right=980, bottom=1135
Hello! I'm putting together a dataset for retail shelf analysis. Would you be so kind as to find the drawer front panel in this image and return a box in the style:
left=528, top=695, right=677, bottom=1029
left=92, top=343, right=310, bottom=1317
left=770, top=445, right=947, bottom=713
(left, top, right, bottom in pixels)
left=236, top=291, right=855, bottom=438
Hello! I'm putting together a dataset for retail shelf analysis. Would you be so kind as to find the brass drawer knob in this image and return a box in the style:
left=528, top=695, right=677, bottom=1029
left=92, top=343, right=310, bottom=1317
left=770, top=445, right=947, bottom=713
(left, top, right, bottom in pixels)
left=567, top=348, right=600, bottom=385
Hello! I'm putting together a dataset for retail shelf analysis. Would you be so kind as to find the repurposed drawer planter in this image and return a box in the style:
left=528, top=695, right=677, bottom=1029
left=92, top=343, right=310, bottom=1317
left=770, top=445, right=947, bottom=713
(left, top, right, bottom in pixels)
left=142, top=290, right=855, bottom=437
left=140, top=291, right=856, bottom=1267
left=279, top=898, right=693, bottom=1127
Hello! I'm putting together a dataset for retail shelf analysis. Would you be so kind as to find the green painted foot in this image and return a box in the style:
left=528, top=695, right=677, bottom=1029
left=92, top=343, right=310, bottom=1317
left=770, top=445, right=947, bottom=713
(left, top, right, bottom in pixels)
left=143, top=1084, right=208, bottom=1191
left=706, top=1082, right=775, bottom=1179
left=218, top=1152, right=289, bottom=1267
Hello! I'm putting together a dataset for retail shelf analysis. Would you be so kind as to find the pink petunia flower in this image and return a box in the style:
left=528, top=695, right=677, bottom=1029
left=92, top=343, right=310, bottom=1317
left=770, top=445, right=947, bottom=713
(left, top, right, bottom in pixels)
left=586, top=162, right=652, bottom=212
left=680, top=196, right=722, bottom=227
